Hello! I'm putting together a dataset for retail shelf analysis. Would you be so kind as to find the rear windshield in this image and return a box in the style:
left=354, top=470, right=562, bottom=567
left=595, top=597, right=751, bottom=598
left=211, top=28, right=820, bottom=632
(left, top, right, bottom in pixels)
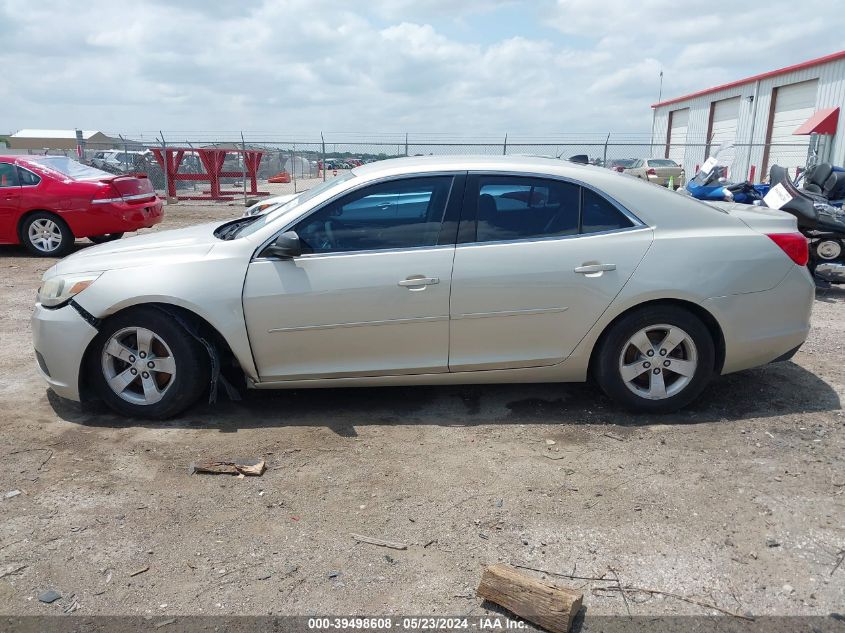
left=28, top=156, right=112, bottom=181
left=648, top=159, right=679, bottom=168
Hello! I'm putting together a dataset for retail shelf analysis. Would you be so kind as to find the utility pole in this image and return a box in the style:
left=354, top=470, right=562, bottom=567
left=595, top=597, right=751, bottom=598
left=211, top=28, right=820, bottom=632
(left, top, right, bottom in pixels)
left=649, top=70, right=664, bottom=158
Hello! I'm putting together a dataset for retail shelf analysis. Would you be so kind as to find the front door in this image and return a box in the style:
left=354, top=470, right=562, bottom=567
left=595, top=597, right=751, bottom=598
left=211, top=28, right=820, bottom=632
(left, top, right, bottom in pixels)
left=448, top=174, right=653, bottom=371
left=243, top=175, right=463, bottom=381
left=0, top=162, right=21, bottom=243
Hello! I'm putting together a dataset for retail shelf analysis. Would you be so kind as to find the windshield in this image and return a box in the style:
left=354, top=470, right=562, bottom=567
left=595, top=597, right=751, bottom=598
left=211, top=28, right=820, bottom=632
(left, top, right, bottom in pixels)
left=29, top=156, right=113, bottom=181
left=690, top=142, right=736, bottom=187
left=236, top=171, right=357, bottom=238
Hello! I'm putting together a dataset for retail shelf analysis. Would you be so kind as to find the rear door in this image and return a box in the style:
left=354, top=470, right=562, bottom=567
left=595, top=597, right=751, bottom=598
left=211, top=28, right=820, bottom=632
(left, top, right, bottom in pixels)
left=0, top=162, right=21, bottom=243
left=448, top=174, right=653, bottom=371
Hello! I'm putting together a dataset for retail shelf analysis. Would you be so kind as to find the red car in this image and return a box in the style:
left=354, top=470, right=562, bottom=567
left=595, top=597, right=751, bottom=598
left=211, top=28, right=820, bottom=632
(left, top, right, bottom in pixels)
left=0, top=155, right=164, bottom=257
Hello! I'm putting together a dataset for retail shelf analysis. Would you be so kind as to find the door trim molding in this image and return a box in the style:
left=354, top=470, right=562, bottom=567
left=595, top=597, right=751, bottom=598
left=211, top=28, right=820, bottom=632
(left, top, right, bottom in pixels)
left=452, top=306, right=568, bottom=320
left=268, top=314, right=448, bottom=333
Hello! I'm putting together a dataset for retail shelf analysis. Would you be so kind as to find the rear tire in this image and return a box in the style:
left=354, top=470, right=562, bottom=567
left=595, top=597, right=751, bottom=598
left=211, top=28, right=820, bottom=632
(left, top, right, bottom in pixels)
left=20, top=212, right=74, bottom=257
left=88, top=306, right=210, bottom=419
left=89, top=233, right=124, bottom=244
left=594, top=305, right=715, bottom=413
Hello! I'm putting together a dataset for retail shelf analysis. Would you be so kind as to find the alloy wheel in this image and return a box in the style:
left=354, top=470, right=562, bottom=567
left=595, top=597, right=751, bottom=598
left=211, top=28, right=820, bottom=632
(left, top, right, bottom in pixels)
left=101, top=327, right=176, bottom=405
left=618, top=323, right=698, bottom=400
left=28, top=218, right=63, bottom=253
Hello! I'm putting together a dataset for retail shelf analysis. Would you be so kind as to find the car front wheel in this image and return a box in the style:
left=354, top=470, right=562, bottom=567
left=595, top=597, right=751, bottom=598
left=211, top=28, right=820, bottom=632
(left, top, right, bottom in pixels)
left=594, top=305, right=715, bottom=413
left=88, top=307, right=209, bottom=419
left=21, top=212, right=74, bottom=257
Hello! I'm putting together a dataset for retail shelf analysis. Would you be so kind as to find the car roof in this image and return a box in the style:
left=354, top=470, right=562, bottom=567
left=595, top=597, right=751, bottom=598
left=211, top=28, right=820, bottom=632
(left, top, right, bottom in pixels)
left=352, top=154, right=582, bottom=178
left=349, top=155, right=733, bottom=231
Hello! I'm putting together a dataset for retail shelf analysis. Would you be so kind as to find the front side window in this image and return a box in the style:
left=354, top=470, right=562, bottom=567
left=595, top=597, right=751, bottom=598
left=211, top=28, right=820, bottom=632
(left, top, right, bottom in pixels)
left=0, top=163, right=19, bottom=187
left=465, top=175, right=635, bottom=242
left=293, top=176, right=453, bottom=254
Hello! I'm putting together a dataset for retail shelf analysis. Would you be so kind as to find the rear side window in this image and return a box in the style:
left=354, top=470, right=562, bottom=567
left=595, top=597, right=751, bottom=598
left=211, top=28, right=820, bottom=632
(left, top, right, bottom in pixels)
left=475, top=177, right=580, bottom=241
left=464, top=176, right=635, bottom=242
left=582, top=188, right=633, bottom=234
left=18, top=167, right=41, bottom=186
left=0, top=163, right=19, bottom=187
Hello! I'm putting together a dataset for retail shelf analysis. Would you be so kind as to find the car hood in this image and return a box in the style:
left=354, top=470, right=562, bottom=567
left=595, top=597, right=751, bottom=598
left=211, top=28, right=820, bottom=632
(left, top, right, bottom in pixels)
left=46, top=223, right=220, bottom=278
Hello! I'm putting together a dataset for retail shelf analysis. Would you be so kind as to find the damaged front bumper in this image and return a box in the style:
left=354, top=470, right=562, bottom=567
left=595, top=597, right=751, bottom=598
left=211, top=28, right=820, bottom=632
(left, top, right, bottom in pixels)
left=31, top=302, right=99, bottom=401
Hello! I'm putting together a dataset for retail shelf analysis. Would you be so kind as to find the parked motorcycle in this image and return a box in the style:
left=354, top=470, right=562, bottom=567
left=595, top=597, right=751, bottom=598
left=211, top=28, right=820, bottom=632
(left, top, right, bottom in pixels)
left=791, top=162, right=845, bottom=208
left=768, top=164, right=845, bottom=286
left=684, top=143, right=770, bottom=204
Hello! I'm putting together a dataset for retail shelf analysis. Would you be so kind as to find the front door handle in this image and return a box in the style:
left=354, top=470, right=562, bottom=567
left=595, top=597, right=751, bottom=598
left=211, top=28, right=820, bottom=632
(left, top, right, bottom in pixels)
left=398, top=276, right=440, bottom=288
left=574, top=263, right=616, bottom=274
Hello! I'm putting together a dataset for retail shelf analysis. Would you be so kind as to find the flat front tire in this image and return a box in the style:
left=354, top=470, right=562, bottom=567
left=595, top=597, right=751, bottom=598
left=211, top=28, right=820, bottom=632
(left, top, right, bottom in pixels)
left=88, top=307, right=209, bottom=419
left=594, top=305, right=715, bottom=413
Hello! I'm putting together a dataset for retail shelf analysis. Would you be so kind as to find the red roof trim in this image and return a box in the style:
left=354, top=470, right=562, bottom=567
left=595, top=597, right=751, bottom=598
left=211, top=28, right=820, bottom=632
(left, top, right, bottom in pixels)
left=794, top=107, right=839, bottom=135
left=651, top=50, right=845, bottom=108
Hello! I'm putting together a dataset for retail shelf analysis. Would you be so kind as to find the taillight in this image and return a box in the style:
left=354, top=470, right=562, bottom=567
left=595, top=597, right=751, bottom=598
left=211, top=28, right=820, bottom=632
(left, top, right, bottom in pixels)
left=91, top=184, right=123, bottom=204
left=767, top=232, right=809, bottom=266
left=647, top=168, right=657, bottom=175
left=614, top=166, right=624, bottom=172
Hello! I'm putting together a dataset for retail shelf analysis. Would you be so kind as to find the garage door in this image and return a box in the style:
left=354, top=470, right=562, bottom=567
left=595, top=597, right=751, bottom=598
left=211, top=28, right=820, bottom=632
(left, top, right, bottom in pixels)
left=710, top=96, right=740, bottom=148
left=666, top=108, right=689, bottom=166
left=766, top=79, right=818, bottom=176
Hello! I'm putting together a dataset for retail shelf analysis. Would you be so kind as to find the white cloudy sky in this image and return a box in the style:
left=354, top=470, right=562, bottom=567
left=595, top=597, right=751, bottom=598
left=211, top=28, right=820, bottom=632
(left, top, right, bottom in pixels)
left=2, top=0, right=843, bottom=138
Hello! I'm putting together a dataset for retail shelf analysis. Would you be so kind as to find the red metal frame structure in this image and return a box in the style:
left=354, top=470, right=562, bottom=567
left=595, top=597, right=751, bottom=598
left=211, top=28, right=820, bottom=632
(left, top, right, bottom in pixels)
left=150, top=147, right=267, bottom=201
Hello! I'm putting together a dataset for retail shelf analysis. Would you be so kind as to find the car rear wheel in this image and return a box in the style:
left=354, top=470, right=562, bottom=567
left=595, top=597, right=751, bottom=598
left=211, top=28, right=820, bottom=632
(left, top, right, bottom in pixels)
left=21, top=212, right=74, bottom=257
left=89, top=233, right=125, bottom=244
left=88, top=307, right=209, bottom=419
left=594, top=305, right=715, bottom=413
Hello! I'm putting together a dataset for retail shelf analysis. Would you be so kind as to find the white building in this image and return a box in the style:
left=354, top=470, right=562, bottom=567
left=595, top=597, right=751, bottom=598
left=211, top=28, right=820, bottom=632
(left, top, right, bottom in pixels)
left=652, top=51, right=845, bottom=183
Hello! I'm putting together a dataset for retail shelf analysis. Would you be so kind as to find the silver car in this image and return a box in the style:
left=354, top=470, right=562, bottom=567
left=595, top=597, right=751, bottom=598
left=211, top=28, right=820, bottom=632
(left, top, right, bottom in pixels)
left=32, top=156, right=814, bottom=419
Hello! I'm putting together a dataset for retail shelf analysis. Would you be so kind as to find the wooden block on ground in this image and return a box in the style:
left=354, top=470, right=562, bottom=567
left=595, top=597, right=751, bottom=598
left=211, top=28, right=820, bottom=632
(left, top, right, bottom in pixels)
left=477, top=563, right=583, bottom=633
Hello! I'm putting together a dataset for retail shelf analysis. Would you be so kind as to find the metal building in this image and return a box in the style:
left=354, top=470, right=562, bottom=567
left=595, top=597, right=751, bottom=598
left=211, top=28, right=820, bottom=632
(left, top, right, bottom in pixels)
left=7, top=129, right=114, bottom=151
left=651, top=51, right=845, bottom=183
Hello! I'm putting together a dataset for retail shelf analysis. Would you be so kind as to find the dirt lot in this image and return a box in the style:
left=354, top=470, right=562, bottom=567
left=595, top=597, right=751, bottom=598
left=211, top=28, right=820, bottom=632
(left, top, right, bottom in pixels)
left=0, top=203, right=843, bottom=621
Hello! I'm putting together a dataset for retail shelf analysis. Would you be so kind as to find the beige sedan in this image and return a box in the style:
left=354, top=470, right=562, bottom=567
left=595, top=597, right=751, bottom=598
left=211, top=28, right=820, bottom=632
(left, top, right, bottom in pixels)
left=32, top=155, right=812, bottom=419
left=624, top=158, right=686, bottom=188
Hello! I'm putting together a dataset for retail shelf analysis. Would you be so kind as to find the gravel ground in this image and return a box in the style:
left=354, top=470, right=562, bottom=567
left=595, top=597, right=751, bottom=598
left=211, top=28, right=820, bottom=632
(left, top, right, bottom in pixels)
left=0, top=203, right=843, bottom=621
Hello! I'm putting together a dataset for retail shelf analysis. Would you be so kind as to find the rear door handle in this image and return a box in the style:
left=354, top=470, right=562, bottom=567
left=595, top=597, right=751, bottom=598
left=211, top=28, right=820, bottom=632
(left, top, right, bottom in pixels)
left=398, top=276, right=440, bottom=287
left=574, top=263, right=616, bottom=274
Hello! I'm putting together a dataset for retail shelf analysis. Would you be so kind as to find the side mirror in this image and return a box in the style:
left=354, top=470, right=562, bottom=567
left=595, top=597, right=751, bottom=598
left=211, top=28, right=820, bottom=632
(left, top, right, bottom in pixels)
left=262, top=230, right=302, bottom=259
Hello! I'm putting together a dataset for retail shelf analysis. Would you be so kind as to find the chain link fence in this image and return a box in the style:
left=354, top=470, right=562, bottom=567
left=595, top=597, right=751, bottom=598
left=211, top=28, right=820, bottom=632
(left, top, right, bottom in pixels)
left=2, top=132, right=816, bottom=204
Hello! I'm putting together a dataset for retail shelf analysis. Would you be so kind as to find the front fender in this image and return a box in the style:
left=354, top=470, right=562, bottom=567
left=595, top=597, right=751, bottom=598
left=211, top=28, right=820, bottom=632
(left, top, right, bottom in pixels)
left=72, top=259, right=259, bottom=381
